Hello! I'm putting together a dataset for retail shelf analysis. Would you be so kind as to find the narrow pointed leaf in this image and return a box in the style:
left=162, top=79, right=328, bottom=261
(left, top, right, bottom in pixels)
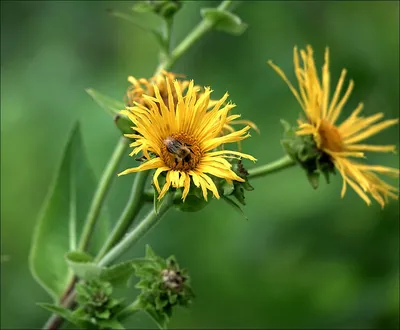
left=86, top=88, right=125, bottom=117
left=29, top=123, right=110, bottom=300
left=38, top=303, right=85, bottom=328
left=221, top=196, right=248, bottom=220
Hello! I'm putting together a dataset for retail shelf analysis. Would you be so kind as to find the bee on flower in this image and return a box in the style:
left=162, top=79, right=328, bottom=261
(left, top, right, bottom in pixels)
left=118, top=75, right=257, bottom=201
left=268, top=45, right=399, bottom=208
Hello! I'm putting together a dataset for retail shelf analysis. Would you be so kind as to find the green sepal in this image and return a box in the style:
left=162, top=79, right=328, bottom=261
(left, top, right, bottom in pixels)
left=114, top=114, right=134, bottom=136
left=201, top=8, right=247, bottom=35
left=219, top=160, right=253, bottom=213
left=221, top=196, right=248, bottom=220
left=153, top=178, right=175, bottom=215
left=173, top=186, right=211, bottom=212
left=280, top=118, right=336, bottom=190
left=86, top=88, right=125, bottom=117
left=306, top=171, right=320, bottom=190
left=85, top=88, right=133, bottom=136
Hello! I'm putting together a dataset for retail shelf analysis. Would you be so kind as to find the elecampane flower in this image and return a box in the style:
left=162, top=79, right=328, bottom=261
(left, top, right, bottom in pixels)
left=125, top=70, right=259, bottom=150
left=118, top=77, right=256, bottom=201
left=268, top=45, right=399, bottom=207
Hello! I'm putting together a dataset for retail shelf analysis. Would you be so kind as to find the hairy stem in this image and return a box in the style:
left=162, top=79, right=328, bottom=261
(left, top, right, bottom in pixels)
left=98, top=192, right=175, bottom=267
left=78, top=137, right=129, bottom=251
left=247, top=155, right=297, bottom=179
left=157, top=0, right=233, bottom=71
left=95, top=170, right=150, bottom=261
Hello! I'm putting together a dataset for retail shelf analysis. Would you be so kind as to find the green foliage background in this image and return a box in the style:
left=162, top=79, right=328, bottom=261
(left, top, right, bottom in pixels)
left=1, top=1, right=399, bottom=328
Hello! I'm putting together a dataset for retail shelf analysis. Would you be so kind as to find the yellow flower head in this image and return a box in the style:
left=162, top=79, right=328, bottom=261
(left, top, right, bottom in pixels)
left=125, top=70, right=259, bottom=150
left=268, top=45, right=399, bottom=208
left=118, top=77, right=257, bottom=201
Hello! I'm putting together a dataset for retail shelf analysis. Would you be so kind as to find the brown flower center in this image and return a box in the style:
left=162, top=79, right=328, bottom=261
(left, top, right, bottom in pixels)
left=317, top=119, right=344, bottom=152
left=161, top=133, right=202, bottom=171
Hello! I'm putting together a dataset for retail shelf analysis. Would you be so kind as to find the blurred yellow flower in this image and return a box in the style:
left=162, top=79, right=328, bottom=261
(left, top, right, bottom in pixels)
left=118, top=77, right=256, bottom=201
left=268, top=45, right=399, bottom=207
left=125, top=70, right=190, bottom=107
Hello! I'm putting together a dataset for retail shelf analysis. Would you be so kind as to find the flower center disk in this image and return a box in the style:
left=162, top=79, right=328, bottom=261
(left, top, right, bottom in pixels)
left=317, top=119, right=343, bottom=152
left=161, top=133, right=202, bottom=171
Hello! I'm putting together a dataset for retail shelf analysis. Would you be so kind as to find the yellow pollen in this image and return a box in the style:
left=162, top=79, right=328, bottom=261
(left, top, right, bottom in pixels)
left=161, top=133, right=202, bottom=171
left=317, top=119, right=344, bottom=152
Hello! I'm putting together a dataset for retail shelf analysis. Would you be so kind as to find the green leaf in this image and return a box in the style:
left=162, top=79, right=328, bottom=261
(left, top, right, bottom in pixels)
left=97, top=318, right=125, bottom=329
left=145, top=244, right=158, bottom=260
left=86, top=88, right=125, bottom=117
left=221, top=196, right=248, bottom=220
left=145, top=309, right=169, bottom=330
left=132, top=2, right=154, bottom=13
left=65, top=251, right=103, bottom=281
left=201, top=8, right=247, bottom=36
left=99, top=261, right=136, bottom=287
left=29, top=123, right=109, bottom=300
left=38, top=303, right=85, bottom=328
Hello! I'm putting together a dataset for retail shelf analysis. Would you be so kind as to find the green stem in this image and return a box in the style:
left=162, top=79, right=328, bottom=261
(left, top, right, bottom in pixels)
left=98, top=192, right=175, bottom=267
left=95, top=170, right=150, bottom=261
left=247, top=155, right=297, bottom=179
left=158, top=0, right=233, bottom=71
left=78, top=137, right=129, bottom=251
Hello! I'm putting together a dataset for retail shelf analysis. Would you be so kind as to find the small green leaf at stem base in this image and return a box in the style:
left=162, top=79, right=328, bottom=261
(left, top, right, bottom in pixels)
left=65, top=251, right=103, bottom=282
left=200, top=8, right=247, bottom=35
left=222, top=196, right=248, bottom=220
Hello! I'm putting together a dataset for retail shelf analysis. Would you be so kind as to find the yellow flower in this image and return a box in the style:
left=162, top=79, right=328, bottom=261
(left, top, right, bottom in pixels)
left=125, top=70, right=259, bottom=150
left=268, top=45, right=399, bottom=207
left=118, top=77, right=257, bottom=201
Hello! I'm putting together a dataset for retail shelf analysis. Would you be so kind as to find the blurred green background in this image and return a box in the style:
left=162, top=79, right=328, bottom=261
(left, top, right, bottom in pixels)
left=1, top=1, right=399, bottom=329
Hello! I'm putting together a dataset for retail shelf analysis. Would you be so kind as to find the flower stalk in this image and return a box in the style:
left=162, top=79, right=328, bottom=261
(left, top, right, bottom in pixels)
left=157, top=0, right=233, bottom=72
left=78, top=137, right=129, bottom=251
left=247, top=155, right=297, bottom=179
left=98, top=191, right=175, bottom=267
left=95, top=170, right=150, bottom=261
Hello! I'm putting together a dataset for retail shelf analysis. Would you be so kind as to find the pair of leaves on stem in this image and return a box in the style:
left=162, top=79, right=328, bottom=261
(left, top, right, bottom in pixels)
left=109, top=1, right=247, bottom=49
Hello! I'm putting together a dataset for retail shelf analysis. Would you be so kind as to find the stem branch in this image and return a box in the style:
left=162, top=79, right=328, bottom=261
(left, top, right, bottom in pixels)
left=247, top=155, right=297, bottom=179
left=95, top=170, right=150, bottom=261
left=98, top=192, right=175, bottom=267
